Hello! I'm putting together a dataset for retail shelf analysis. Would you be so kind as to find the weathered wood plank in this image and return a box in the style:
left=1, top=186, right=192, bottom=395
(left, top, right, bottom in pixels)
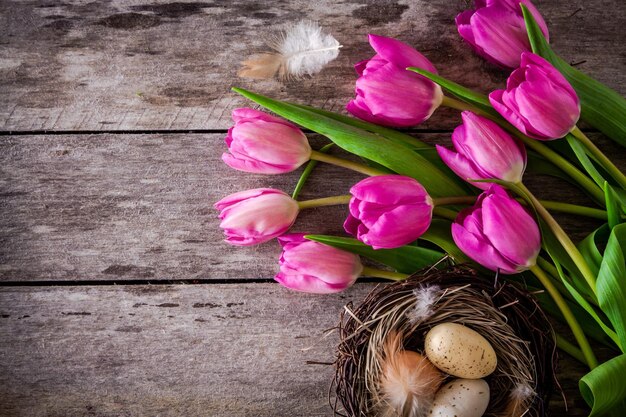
left=1, top=132, right=622, bottom=282
left=0, top=284, right=592, bottom=416
left=0, top=0, right=624, bottom=131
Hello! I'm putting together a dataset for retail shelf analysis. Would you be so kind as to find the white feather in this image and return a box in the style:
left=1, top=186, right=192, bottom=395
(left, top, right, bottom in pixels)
left=407, top=286, right=440, bottom=324
left=239, top=20, right=341, bottom=80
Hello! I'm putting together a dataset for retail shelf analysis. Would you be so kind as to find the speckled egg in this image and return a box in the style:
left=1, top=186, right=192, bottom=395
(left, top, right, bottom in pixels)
left=429, top=378, right=490, bottom=417
left=424, top=322, right=497, bottom=378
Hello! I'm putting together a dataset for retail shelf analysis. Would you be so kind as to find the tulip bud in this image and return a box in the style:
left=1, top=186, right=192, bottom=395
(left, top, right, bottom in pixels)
left=436, top=111, right=527, bottom=189
left=489, top=53, right=581, bottom=140
left=456, top=0, right=549, bottom=69
left=275, top=234, right=363, bottom=294
left=347, top=34, right=443, bottom=127
left=214, top=188, right=299, bottom=246
left=451, top=185, right=540, bottom=274
left=222, top=108, right=312, bottom=174
left=344, top=175, right=434, bottom=249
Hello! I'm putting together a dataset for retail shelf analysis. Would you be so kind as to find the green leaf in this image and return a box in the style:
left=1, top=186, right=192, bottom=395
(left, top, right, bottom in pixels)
left=286, top=102, right=431, bottom=150
left=420, top=219, right=469, bottom=264
left=604, top=183, right=626, bottom=229
left=304, top=235, right=444, bottom=274
left=565, top=134, right=607, bottom=188
left=406, top=68, right=499, bottom=118
left=232, top=88, right=467, bottom=198
left=597, top=224, right=626, bottom=351
left=580, top=353, right=626, bottom=416
left=578, top=224, right=610, bottom=277
left=522, top=5, right=626, bottom=147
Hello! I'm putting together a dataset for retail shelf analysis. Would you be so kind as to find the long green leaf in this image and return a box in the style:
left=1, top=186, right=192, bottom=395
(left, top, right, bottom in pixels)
left=578, top=224, right=610, bottom=277
left=232, top=88, right=467, bottom=198
left=566, top=134, right=607, bottom=188
left=304, top=235, right=444, bottom=274
left=580, top=354, right=626, bottom=416
left=522, top=5, right=626, bottom=147
left=406, top=68, right=499, bottom=117
left=604, top=183, right=626, bottom=229
left=597, top=224, right=626, bottom=351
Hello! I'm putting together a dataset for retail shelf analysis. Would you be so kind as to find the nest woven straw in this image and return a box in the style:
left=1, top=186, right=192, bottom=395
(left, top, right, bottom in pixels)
left=332, top=266, right=557, bottom=417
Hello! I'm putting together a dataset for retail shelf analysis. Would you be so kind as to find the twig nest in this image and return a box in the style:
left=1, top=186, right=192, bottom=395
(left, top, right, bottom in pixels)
left=332, top=266, right=558, bottom=417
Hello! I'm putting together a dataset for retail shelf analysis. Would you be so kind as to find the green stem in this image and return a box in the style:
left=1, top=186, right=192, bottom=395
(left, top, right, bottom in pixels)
left=361, top=266, right=409, bottom=281
left=309, top=150, right=386, bottom=176
left=297, top=195, right=351, bottom=210
left=555, top=333, right=587, bottom=365
left=433, top=207, right=459, bottom=221
left=434, top=195, right=607, bottom=220
left=292, top=143, right=333, bottom=200
left=441, top=96, right=606, bottom=204
left=571, top=126, right=626, bottom=189
left=519, top=183, right=598, bottom=294
left=530, top=265, right=598, bottom=369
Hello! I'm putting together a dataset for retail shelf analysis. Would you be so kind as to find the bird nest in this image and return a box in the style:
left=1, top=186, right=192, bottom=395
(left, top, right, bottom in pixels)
left=332, top=266, right=558, bottom=417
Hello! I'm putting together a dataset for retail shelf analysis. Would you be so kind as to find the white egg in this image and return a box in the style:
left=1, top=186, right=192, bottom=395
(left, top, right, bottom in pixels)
left=424, top=322, right=497, bottom=378
left=429, top=378, right=490, bottom=417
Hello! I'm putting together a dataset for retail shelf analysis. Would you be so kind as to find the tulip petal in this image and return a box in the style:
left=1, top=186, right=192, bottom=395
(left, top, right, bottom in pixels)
left=231, top=107, right=299, bottom=129
left=214, top=188, right=277, bottom=211
left=481, top=190, right=540, bottom=267
left=350, top=175, right=430, bottom=205
left=281, top=241, right=362, bottom=284
left=275, top=269, right=349, bottom=294
left=471, top=6, right=530, bottom=68
left=361, top=203, right=433, bottom=249
left=436, top=144, right=490, bottom=190
left=452, top=223, right=521, bottom=274
left=367, top=34, right=438, bottom=74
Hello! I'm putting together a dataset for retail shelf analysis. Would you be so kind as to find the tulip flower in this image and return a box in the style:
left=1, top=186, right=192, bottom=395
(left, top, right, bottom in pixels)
left=489, top=53, right=581, bottom=140
left=222, top=108, right=311, bottom=174
left=214, top=188, right=299, bottom=246
left=436, top=111, right=526, bottom=189
left=347, top=34, right=443, bottom=127
left=456, top=0, right=549, bottom=69
left=275, top=234, right=363, bottom=294
left=452, top=185, right=540, bottom=274
left=344, top=175, right=434, bottom=249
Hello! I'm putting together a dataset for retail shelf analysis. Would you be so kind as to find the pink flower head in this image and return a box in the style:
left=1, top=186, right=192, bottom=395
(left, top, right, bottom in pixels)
left=489, top=53, right=580, bottom=140
left=275, top=234, right=363, bottom=294
left=437, top=111, right=527, bottom=189
left=222, top=108, right=311, bottom=174
left=346, top=34, right=443, bottom=127
left=456, top=0, right=550, bottom=69
left=214, top=188, right=299, bottom=246
left=452, top=184, right=540, bottom=274
left=344, top=175, right=434, bottom=249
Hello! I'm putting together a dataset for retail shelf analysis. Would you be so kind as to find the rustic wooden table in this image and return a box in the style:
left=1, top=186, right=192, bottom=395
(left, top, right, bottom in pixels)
left=0, top=1, right=624, bottom=416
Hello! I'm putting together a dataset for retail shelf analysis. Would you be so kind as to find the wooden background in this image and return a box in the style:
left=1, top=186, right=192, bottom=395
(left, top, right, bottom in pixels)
left=0, top=0, right=624, bottom=415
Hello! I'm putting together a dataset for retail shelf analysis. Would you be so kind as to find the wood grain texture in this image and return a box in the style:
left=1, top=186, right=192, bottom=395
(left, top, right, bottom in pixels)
left=0, top=284, right=592, bottom=416
left=1, top=0, right=624, bottom=131
left=3, top=132, right=619, bottom=282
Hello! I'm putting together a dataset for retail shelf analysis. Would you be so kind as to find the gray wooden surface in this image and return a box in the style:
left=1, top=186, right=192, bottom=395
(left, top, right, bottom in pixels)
left=0, top=0, right=624, bottom=415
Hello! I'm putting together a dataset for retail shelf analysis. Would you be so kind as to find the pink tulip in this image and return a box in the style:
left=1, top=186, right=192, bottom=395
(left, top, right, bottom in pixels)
left=346, top=34, right=443, bottom=127
left=489, top=53, right=581, bottom=140
left=214, top=188, right=299, bottom=246
left=222, top=108, right=311, bottom=174
left=344, top=175, right=434, bottom=249
left=437, top=111, right=526, bottom=189
left=452, top=185, right=540, bottom=274
left=275, top=234, right=363, bottom=294
left=456, top=0, right=549, bottom=69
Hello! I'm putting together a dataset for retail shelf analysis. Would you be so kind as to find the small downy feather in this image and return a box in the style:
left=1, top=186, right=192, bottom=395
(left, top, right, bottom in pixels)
left=238, top=20, right=341, bottom=80
left=376, top=331, right=444, bottom=417
left=497, top=383, right=535, bottom=417
left=407, top=286, right=440, bottom=324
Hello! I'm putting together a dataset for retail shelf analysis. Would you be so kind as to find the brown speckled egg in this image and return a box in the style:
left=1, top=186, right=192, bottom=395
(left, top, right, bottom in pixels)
left=424, top=323, right=497, bottom=378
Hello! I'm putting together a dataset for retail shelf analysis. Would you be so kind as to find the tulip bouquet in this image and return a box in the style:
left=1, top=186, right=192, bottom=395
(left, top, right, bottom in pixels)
left=216, top=1, right=626, bottom=415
